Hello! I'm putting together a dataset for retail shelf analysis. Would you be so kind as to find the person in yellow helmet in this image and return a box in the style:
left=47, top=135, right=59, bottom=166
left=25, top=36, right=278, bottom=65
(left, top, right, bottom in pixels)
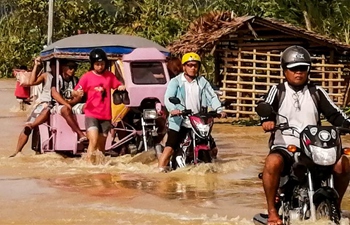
left=158, top=52, right=226, bottom=172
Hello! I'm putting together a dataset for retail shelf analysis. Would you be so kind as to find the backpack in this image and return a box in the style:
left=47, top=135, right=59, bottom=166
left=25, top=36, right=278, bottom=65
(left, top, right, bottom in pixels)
left=276, top=83, right=321, bottom=124
left=276, top=83, right=320, bottom=110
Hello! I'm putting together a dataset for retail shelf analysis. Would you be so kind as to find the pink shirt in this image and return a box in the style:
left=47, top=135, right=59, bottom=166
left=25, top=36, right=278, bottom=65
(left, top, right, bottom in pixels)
left=75, top=70, right=122, bottom=120
left=15, top=81, right=30, bottom=99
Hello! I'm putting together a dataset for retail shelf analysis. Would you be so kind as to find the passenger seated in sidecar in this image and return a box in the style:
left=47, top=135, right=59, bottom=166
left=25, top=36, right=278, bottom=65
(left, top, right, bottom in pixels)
left=11, top=59, right=86, bottom=156
left=51, top=60, right=86, bottom=142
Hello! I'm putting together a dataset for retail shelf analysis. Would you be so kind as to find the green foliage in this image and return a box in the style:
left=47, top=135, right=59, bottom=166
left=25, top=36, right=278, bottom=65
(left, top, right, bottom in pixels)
left=0, top=0, right=116, bottom=77
left=343, top=106, right=350, bottom=116
left=0, top=0, right=349, bottom=77
left=75, top=62, right=90, bottom=78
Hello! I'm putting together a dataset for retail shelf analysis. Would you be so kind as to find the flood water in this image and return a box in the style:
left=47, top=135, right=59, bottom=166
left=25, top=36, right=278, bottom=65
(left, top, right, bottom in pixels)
left=1, top=79, right=350, bottom=225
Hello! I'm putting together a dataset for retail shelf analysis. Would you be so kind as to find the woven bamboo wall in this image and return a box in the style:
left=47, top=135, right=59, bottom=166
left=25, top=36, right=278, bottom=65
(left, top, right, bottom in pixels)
left=219, top=48, right=346, bottom=119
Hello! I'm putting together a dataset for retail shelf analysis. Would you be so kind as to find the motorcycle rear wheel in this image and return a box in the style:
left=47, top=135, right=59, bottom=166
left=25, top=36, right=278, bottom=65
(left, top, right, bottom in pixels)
left=316, top=199, right=340, bottom=225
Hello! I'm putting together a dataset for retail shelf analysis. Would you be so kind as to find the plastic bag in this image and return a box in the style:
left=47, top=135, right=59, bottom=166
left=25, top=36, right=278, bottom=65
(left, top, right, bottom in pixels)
left=14, top=70, right=31, bottom=86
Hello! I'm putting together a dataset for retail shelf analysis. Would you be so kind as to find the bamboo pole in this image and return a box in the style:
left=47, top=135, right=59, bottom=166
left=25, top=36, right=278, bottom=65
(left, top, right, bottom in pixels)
left=280, top=52, right=284, bottom=83
left=252, top=49, right=256, bottom=113
left=225, top=72, right=283, bottom=78
left=266, top=51, right=271, bottom=91
left=224, top=109, right=257, bottom=115
left=236, top=48, right=242, bottom=119
left=222, top=51, right=228, bottom=104
left=321, top=54, right=326, bottom=87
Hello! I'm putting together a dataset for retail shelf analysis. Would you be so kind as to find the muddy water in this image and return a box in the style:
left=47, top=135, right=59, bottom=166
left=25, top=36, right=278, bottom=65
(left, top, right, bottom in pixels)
left=1, top=79, right=350, bottom=225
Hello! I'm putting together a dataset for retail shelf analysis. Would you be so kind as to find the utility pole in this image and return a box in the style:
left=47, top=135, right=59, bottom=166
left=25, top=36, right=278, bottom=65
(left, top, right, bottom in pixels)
left=47, top=0, right=54, bottom=45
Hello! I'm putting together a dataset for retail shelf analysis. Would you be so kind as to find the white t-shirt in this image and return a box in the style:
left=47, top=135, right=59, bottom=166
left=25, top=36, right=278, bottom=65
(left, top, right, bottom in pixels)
left=182, top=74, right=200, bottom=128
left=273, top=83, right=318, bottom=148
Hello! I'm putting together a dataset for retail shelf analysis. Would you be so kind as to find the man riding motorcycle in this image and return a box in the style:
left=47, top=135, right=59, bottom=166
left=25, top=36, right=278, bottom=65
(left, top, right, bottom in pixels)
left=261, top=45, right=350, bottom=225
left=158, top=52, right=226, bottom=172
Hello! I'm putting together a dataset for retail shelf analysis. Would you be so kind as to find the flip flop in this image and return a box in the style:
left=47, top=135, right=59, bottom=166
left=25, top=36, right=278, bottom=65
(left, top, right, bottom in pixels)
left=9, top=152, right=18, bottom=158
left=78, top=136, right=88, bottom=143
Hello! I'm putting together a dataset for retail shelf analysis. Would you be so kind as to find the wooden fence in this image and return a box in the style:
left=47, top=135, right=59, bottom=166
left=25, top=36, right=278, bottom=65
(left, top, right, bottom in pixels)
left=219, top=48, right=346, bottom=119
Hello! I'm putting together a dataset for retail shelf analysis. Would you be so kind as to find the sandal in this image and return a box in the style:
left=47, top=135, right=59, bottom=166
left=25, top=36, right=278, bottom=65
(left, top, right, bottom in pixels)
left=78, top=136, right=88, bottom=143
left=9, top=152, right=19, bottom=158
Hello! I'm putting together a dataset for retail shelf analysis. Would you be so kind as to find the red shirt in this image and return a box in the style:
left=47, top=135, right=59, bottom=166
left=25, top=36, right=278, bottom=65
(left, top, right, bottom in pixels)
left=75, top=70, right=122, bottom=120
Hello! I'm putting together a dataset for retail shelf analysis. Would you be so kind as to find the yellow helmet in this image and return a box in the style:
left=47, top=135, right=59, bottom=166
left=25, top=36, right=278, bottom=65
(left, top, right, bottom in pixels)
left=181, top=52, right=201, bottom=65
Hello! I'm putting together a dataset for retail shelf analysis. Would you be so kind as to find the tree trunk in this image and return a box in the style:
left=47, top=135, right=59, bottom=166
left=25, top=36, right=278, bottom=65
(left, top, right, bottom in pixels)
left=303, top=10, right=312, bottom=31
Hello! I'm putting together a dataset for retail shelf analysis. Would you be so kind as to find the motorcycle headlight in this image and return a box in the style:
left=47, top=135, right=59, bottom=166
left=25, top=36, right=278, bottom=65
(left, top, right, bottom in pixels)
left=143, top=109, right=158, bottom=119
left=193, top=120, right=210, bottom=137
left=309, top=145, right=337, bottom=166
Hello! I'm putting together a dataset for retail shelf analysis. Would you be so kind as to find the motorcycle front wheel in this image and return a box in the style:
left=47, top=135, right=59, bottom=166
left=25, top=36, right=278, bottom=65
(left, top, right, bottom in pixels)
left=316, top=199, right=340, bottom=225
left=197, top=150, right=212, bottom=163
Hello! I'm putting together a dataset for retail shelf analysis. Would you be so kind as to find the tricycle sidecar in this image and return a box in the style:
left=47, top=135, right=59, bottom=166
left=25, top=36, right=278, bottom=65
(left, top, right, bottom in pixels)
left=33, top=33, right=169, bottom=155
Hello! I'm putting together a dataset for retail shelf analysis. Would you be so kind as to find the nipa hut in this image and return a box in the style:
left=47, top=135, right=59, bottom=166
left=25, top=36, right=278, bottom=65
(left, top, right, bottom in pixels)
left=168, top=12, right=350, bottom=119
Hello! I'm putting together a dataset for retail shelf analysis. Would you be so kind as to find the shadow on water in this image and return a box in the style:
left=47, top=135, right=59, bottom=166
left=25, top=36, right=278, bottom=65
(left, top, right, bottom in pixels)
left=49, top=172, right=219, bottom=200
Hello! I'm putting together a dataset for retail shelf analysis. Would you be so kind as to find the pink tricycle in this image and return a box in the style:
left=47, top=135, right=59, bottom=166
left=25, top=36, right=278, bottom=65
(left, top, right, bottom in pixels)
left=33, top=34, right=170, bottom=155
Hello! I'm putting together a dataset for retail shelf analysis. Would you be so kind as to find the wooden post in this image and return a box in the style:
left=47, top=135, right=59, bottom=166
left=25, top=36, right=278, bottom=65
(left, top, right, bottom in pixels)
left=222, top=51, right=228, bottom=108
left=266, top=51, right=271, bottom=91
left=280, top=52, right=284, bottom=83
left=237, top=48, right=242, bottom=119
left=252, top=49, right=256, bottom=113
left=329, top=52, right=334, bottom=98
left=322, top=54, right=326, bottom=88
left=343, top=79, right=350, bottom=107
left=214, top=51, right=220, bottom=86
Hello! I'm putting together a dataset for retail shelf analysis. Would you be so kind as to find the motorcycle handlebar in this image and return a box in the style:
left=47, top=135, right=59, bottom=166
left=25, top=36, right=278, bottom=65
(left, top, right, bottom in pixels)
left=170, top=110, right=221, bottom=118
left=271, top=123, right=300, bottom=135
left=170, top=109, right=193, bottom=117
left=336, top=127, right=350, bottom=135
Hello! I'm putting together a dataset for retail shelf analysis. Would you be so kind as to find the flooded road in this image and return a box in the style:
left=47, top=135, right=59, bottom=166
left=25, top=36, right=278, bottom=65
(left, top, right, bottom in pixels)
left=1, top=79, right=350, bottom=225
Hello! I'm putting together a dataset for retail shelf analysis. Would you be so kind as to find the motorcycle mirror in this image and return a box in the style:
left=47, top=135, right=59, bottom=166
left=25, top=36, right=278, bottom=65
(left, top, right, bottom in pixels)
left=256, top=102, right=273, bottom=117
left=169, top=97, right=181, bottom=105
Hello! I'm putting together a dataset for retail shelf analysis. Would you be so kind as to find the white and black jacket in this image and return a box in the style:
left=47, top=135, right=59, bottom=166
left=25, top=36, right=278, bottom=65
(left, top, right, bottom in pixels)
left=262, top=82, right=350, bottom=148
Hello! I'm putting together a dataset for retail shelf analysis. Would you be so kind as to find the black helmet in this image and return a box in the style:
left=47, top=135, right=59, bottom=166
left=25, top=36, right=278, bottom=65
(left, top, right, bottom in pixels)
left=89, top=48, right=108, bottom=65
left=281, top=45, right=311, bottom=70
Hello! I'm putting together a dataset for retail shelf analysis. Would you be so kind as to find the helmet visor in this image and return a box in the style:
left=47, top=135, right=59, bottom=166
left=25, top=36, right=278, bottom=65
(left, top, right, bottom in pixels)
left=286, top=62, right=310, bottom=68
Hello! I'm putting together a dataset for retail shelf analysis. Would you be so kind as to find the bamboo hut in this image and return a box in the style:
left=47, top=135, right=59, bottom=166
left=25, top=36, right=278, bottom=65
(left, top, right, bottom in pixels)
left=168, top=12, right=350, bottom=119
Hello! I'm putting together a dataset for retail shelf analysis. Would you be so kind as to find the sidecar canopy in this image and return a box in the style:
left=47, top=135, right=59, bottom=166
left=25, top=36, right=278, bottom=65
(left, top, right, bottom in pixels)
left=40, top=34, right=170, bottom=60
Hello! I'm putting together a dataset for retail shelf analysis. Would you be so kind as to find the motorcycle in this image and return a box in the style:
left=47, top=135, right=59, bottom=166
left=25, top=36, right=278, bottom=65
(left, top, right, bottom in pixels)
left=134, top=99, right=167, bottom=157
left=253, top=102, right=350, bottom=225
left=168, top=97, right=219, bottom=170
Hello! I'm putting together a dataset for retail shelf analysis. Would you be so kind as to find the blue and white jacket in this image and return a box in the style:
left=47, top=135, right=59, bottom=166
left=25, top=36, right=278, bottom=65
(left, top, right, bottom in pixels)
left=165, top=73, right=222, bottom=131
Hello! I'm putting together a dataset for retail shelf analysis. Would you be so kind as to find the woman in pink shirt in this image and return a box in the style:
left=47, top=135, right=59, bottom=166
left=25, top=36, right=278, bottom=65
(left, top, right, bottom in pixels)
left=74, top=49, right=125, bottom=163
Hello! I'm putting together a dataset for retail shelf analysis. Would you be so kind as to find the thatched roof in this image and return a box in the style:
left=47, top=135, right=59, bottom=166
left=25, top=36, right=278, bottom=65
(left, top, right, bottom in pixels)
left=167, top=11, right=350, bottom=55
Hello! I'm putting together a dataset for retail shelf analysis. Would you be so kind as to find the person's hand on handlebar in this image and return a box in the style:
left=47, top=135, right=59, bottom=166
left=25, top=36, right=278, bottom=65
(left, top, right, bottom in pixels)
left=220, top=112, right=227, bottom=118
left=170, top=109, right=182, bottom=116
left=117, top=85, right=126, bottom=91
left=262, top=121, right=275, bottom=132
